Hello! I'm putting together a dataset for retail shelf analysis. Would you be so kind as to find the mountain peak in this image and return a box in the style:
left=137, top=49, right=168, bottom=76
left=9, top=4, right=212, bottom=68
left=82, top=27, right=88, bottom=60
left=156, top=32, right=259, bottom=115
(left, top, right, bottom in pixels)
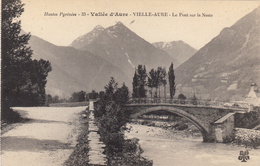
left=116, top=21, right=123, bottom=25
left=112, top=21, right=128, bottom=30
left=103, top=21, right=132, bottom=38
left=153, top=40, right=197, bottom=65
left=93, top=25, right=105, bottom=31
left=70, top=25, right=105, bottom=49
left=176, top=40, right=185, bottom=44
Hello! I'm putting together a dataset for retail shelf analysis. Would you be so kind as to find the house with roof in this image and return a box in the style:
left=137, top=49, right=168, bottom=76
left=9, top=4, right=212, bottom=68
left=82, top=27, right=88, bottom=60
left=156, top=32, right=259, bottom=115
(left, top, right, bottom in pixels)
left=244, top=83, right=260, bottom=106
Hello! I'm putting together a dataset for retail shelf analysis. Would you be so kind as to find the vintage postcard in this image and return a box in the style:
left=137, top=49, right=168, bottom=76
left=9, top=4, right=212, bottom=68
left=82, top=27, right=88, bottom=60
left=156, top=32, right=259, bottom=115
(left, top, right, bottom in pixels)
left=1, top=0, right=260, bottom=165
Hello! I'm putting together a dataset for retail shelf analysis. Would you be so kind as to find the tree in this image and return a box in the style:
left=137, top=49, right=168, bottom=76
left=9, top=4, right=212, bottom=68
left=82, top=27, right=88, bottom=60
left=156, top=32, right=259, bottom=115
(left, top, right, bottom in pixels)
left=70, top=91, right=86, bottom=102
left=178, top=94, right=186, bottom=100
left=132, top=65, right=147, bottom=98
left=2, top=0, right=52, bottom=114
left=94, top=79, right=130, bottom=153
left=45, top=94, right=53, bottom=106
left=154, top=69, right=159, bottom=98
left=132, top=70, right=139, bottom=98
left=192, top=94, right=198, bottom=105
left=98, top=101, right=128, bottom=152
left=30, top=59, right=52, bottom=105
left=148, top=69, right=157, bottom=98
left=137, top=65, right=147, bottom=98
left=114, top=83, right=129, bottom=105
left=161, top=68, right=167, bottom=100
left=178, top=94, right=186, bottom=104
left=95, top=77, right=118, bottom=118
left=157, top=67, right=166, bottom=99
left=168, top=62, right=176, bottom=99
left=88, top=90, right=99, bottom=100
left=105, top=77, right=118, bottom=98
left=2, top=0, right=31, bottom=107
left=52, top=95, right=60, bottom=103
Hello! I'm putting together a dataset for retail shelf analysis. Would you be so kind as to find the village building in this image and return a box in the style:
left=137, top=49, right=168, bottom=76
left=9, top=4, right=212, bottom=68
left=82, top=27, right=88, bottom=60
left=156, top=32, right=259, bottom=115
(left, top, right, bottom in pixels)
left=244, top=83, right=260, bottom=106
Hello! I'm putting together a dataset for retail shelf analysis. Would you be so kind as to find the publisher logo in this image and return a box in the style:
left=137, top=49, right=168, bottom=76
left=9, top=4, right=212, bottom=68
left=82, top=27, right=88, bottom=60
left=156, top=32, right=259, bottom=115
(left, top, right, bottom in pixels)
left=238, top=150, right=250, bottom=162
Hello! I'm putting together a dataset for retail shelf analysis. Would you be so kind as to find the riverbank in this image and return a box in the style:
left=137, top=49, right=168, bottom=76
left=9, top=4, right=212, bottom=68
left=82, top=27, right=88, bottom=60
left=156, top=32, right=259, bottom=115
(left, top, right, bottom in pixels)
left=63, top=110, right=91, bottom=166
left=64, top=108, right=152, bottom=166
left=131, top=119, right=202, bottom=139
left=93, top=119, right=153, bottom=165
left=233, top=128, right=260, bottom=148
left=103, top=139, right=153, bottom=166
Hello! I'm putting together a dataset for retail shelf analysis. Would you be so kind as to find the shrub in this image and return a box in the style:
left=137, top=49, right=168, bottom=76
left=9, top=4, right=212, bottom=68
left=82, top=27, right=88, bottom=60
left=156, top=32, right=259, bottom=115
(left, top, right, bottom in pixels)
left=1, top=104, right=22, bottom=124
left=178, top=94, right=186, bottom=100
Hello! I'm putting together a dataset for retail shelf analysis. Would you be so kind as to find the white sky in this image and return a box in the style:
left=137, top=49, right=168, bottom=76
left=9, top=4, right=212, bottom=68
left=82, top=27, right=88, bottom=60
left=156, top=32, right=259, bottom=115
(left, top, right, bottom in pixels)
left=21, top=0, right=259, bottom=49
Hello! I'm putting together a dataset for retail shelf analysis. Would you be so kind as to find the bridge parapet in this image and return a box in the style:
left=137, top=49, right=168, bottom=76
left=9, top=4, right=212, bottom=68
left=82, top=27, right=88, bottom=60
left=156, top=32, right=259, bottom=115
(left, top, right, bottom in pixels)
left=128, top=98, right=249, bottom=111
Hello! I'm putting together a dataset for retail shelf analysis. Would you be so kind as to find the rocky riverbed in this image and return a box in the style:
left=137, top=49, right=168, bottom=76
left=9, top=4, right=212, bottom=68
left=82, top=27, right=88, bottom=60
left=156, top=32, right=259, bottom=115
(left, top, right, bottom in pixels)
left=131, top=119, right=202, bottom=138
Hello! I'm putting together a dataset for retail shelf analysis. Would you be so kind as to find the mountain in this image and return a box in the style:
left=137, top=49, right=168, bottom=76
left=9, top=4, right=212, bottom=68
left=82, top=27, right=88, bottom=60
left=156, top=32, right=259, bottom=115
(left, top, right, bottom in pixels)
left=29, top=35, right=128, bottom=98
left=175, top=7, right=260, bottom=101
left=70, top=22, right=179, bottom=80
left=153, top=41, right=197, bottom=65
left=71, top=25, right=105, bottom=50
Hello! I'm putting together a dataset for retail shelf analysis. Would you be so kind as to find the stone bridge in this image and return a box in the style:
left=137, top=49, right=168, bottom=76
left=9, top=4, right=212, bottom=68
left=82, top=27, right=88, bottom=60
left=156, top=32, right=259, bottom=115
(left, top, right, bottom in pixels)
left=124, top=99, right=249, bottom=142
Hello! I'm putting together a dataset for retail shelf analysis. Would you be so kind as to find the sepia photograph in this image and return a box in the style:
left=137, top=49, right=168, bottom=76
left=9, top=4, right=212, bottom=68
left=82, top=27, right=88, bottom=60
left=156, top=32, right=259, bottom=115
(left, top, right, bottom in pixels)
left=1, top=0, right=260, bottom=165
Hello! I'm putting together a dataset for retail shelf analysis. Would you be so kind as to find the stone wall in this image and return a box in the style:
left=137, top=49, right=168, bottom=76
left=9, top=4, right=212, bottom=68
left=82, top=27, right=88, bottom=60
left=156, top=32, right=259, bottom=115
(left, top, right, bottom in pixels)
left=213, top=113, right=235, bottom=142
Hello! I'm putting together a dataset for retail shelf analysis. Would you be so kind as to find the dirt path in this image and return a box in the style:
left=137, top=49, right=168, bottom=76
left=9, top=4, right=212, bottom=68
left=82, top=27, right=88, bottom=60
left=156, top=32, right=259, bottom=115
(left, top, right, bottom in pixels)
left=1, top=106, right=87, bottom=166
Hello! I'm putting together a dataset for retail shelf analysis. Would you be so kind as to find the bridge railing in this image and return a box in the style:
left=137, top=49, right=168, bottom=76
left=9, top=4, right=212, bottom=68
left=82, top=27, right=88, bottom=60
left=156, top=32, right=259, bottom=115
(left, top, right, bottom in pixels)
left=127, top=97, right=250, bottom=109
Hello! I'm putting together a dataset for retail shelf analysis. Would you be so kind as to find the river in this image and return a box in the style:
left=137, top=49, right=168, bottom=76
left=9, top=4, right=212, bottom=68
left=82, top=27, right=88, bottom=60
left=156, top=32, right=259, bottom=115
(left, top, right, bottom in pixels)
left=125, top=123, right=260, bottom=166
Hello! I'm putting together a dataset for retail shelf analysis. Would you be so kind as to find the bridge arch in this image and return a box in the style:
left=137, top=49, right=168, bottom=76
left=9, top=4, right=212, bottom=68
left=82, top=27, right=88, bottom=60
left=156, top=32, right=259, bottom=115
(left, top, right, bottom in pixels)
left=131, top=106, right=209, bottom=140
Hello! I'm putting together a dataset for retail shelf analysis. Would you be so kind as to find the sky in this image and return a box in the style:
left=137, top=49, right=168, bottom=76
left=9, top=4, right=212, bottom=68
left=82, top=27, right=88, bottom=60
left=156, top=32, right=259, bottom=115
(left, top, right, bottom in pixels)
left=21, top=0, right=259, bottom=49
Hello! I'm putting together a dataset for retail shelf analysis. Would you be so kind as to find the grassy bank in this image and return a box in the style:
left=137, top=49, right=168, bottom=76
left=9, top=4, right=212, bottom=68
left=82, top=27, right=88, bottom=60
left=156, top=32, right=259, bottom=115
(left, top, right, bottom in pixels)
left=94, top=117, right=153, bottom=165
left=63, top=109, right=152, bottom=166
left=103, top=138, right=153, bottom=166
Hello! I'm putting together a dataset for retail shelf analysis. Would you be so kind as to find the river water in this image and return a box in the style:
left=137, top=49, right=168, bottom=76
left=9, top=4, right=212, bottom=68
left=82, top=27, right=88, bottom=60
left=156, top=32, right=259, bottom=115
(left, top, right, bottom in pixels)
left=125, top=123, right=260, bottom=166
